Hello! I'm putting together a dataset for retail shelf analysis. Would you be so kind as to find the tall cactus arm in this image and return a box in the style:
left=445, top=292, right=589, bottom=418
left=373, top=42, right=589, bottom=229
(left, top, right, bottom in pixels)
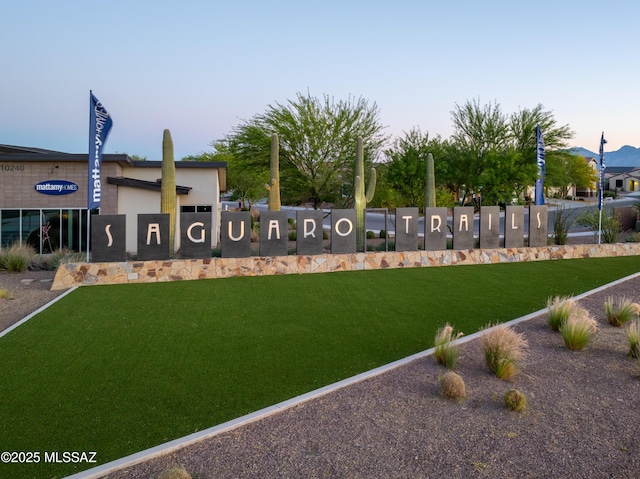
left=161, top=128, right=177, bottom=256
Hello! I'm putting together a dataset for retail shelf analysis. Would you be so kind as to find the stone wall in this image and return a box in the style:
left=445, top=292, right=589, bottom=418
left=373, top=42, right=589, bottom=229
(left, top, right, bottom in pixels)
left=51, top=243, right=640, bottom=291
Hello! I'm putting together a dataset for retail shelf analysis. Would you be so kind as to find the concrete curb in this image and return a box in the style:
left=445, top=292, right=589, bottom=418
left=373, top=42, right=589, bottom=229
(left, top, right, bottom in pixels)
left=0, top=286, right=77, bottom=339
left=64, top=271, right=640, bottom=479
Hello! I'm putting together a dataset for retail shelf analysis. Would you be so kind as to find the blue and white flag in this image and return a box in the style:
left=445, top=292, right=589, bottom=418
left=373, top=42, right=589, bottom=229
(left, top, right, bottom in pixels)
left=598, top=132, right=607, bottom=211
left=534, top=124, right=545, bottom=206
left=88, top=91, right=113, bottom=210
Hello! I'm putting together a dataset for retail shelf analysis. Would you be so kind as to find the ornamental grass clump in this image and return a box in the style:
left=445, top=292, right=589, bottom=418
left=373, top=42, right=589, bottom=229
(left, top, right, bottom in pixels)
left=504, top=389, right=527, bottom=411
left=438, top=371, right=466, bottom=400
left=0, top=243, right=35, bottom=272
left=559, top=307, right=597, bottom=351
left=546, top=295, right=576, bottom=332
left=481, top=324, right=528, bottom=381
left=434, top=323, right=463, bottom=369
left=625, top=319, right=640, bottom=359
left=157, top=466, right=192, bottom=479
left=604, top=296, right=640, bottom=327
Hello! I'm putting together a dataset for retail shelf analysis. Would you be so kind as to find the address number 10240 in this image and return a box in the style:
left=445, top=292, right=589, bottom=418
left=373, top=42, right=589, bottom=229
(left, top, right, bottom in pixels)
left=0, top=164, right=25, bottom=172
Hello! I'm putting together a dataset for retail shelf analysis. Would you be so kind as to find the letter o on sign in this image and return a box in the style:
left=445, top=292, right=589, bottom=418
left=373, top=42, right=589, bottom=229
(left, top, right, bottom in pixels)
left=335, top=218, right=353, bottom=237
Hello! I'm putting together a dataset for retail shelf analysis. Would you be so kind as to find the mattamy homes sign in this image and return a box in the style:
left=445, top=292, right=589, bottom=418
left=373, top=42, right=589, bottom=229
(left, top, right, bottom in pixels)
left=90, top=205, right=548, bottom=262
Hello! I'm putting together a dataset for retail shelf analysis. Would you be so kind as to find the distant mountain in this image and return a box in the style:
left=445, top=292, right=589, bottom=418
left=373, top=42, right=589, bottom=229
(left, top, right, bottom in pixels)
left=569, top=145, right=640, bottom=167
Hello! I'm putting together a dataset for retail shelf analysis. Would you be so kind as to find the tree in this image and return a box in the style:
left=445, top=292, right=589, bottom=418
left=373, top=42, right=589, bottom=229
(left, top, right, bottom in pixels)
left=183, top=141, right=267, bottom=207
left=545, top=151, right=598, bottom=198
left=445, top=99, right=574, bottom=206
left=224, top=92, right=388, bottom=208
left=384, top=128, right=447, bottom=209
left=510, top=104, right=573, bottom=154
left=448, top=99, right=510, bottom=205
left=509, top=104, right=574, bottom=201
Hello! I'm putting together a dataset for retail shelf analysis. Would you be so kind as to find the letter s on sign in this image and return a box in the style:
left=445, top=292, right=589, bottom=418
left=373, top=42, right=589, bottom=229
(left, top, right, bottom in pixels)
left=105, top=224, right=113, bottom=247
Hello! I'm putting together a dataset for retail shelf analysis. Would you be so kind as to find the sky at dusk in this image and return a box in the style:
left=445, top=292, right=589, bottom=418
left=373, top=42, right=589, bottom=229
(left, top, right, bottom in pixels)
left=2, top=0, right=639, bottom=160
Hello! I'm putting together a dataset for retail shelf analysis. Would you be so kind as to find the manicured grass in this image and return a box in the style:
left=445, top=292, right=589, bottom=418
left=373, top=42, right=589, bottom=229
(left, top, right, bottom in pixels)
left=0, top=256, right=639, bottom=478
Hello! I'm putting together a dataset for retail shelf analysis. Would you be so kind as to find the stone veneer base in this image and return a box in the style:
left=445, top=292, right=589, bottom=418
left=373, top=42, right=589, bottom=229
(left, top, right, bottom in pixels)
left=52, top=243, right=640, bottom=291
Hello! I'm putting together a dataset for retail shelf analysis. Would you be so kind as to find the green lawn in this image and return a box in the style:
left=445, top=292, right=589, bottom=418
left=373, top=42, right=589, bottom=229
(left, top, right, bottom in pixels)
left=1, top=256, right=639, bottom=478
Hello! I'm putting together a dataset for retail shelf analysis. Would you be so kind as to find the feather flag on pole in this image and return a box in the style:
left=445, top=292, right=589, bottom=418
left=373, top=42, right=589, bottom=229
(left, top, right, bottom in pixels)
left=87, top=91, right=113, bottom=261
left=88, top=91, right=113, bottom=211
left=534, top=124, right=545, bottom=206
left=597, top=132, right=607, bottom=244
left=597, top=132, right=607, bottom=212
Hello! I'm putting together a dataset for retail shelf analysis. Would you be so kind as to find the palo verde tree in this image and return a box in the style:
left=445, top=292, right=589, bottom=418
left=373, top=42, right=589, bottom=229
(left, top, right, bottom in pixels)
left=224, top=92, right=388, bottom=208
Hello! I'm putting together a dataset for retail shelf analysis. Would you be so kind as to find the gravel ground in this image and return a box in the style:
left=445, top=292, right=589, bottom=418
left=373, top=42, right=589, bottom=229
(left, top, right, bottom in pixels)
left=2, top=270, right=640, bottom=479
left=0, top=270, right=63, bottom=332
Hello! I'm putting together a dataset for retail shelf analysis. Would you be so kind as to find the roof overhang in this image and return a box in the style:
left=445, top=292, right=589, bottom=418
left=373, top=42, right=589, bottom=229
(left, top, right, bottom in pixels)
left=107, top=177, right=192, bottom=195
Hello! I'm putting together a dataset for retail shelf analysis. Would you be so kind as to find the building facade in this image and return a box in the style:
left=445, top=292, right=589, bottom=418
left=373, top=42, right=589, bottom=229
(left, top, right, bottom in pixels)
left=0, top=145, right=226, bottom=255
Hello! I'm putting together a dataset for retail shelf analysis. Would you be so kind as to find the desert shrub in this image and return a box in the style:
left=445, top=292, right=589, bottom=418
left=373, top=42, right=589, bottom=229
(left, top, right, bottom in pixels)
left=157, top=466, right=192, bottom=479
left=438, top=371, right=466, bottom=400
left=436, top=188, right=456, bottom=209
left=366, top=230, right=375, bottom=239
left=434, top=323, right=463, bottom=369
left=551, top=206, right=575, bottom=245
left=626, top=232, right=640, bottom=242
left=288, top=231, right=297, bottom=241
left=379, top=229, right=386, bottom=239
left=604, top=296, right=640, bottom=326
left=287, top=217, right=296, bottom=227
left=625, top=319, right=640, bottom=359
left=481, top=324, right=528, bottom=381
left=0, top=243, right=36, bottom=272
left=504, top=389, right=527, bottom=411
left=47, top=249, right=86, bottom=270
left=0, top=288, right=14, bottom=300
left=211, top=247, right=222, bottom=257
left=559, top=308, right=597, bottom=350
left=323, top=230, right=329, bottom=240
left=374, top=241, right=387, bottom=252
left=576, top=207, right=621, bottom=243
left=546, top=295, right=576, bottom=331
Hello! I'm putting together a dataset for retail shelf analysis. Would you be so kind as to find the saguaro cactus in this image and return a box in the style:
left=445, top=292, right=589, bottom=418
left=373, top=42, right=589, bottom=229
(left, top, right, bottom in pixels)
left=265, top=133, right=281, bottom=211
left=161, top=129, right=177, bottom=256
left=425, top=152, right=436, bottom=208
left=354, top=136, right=376, bottom=252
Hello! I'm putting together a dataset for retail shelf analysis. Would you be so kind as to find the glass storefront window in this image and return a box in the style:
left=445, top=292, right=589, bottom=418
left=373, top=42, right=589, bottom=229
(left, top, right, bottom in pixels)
left=0, top=210, right=20, bottom=248
left=0, top=208, right=88, bottom=253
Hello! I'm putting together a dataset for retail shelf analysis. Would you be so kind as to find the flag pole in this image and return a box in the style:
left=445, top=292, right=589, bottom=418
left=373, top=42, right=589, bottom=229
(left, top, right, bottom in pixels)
left=86, top=210, right=91, bottom=262
left=597, top=204, right=602, bottom=245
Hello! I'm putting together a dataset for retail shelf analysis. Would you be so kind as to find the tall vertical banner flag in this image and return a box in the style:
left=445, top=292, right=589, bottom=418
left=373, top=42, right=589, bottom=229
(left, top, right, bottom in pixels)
left=534, top=124, right=546, bottom=206
left=598, top=132, right=607, bottom=211
left=88, top=91, right=113, bottom=211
